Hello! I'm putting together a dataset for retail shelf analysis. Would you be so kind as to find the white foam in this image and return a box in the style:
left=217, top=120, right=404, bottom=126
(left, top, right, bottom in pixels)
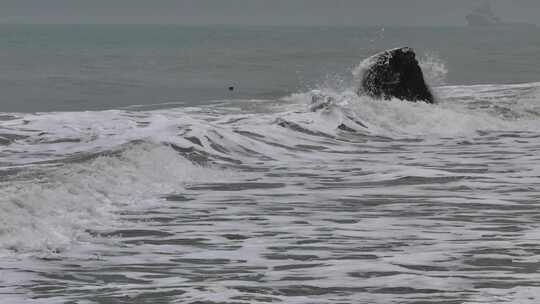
left=0, top=143, right=225, bottom=255
left=285, top=82, right=540, bottom=138
left=465, top=287, right=540, bottom=304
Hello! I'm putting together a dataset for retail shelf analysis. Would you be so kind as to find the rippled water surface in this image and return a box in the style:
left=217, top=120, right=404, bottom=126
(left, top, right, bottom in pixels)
left=1, top=81, right=540, bottom=303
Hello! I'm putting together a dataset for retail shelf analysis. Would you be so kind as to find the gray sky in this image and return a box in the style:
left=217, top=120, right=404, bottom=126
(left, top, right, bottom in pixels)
left=0, top=0, right=538, bottom=26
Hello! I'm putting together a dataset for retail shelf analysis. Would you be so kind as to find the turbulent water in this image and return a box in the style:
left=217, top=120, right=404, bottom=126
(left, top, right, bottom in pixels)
left=1, top=25, right=540, bottom=304
left=2, top=80, right=540, bottom=303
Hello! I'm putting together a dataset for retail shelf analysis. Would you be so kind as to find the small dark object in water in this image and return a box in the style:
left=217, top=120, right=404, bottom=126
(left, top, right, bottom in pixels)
left=338, top=123, right=356, bottom=132
left=359, top=47, right=434, bottom=103
left=228, top=86, right=234, bottom=91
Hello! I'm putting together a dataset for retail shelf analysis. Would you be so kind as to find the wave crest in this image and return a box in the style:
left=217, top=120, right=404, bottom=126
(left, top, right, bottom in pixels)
left=0, top=143, right=223, bottom=255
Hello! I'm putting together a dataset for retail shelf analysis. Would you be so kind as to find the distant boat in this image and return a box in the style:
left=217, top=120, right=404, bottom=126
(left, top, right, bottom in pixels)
left=466, top=3, right=537, bottom=29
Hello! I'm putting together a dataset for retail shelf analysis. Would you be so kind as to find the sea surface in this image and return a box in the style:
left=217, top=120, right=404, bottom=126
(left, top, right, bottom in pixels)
left=1, top=25, right=540, bottom=304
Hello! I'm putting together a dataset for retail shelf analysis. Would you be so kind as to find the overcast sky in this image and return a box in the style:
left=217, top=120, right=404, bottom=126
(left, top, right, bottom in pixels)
left=0, top=0, right=538, bottom=26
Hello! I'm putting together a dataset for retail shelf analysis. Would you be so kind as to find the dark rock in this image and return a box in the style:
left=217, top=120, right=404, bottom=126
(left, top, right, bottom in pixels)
left=358, top=47, right=434, bottom=103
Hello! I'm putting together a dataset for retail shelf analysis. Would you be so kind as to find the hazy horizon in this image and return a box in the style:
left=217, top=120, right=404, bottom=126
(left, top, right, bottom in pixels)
left=0, top=0, right=538, bottom=26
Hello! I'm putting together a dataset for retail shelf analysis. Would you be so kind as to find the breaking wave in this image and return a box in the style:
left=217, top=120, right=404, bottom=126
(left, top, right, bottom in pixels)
left=0, top=58, right=539, bottom=256
left=0, top=143, right=224, bottom=256
left=1, top=74, right=540, bottom=304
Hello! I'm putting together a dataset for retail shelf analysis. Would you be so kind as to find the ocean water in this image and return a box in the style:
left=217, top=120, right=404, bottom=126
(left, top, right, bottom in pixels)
left=1, top=25, right=540, bottom=304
